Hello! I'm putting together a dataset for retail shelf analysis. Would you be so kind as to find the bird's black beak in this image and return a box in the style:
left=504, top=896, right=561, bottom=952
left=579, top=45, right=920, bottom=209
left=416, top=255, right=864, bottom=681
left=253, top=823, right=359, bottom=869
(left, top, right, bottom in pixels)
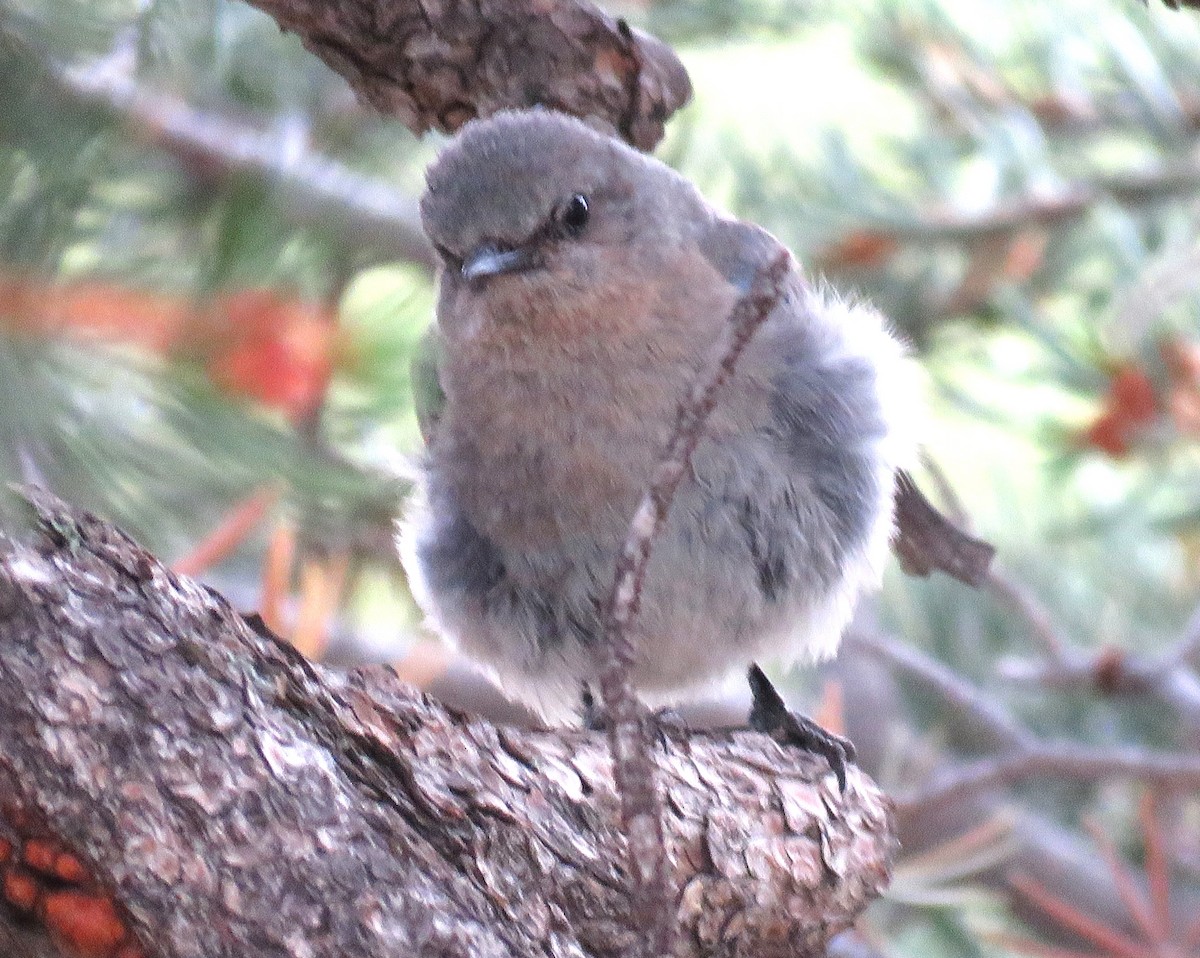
left=460, top=242, right=535, bottom=281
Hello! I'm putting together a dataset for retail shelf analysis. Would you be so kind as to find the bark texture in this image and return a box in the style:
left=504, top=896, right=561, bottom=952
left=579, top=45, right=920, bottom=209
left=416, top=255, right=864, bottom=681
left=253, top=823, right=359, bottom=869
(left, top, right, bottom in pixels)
left=241, top=0, right=692, bottom=150
left=0, top=491, right=895, bottom=958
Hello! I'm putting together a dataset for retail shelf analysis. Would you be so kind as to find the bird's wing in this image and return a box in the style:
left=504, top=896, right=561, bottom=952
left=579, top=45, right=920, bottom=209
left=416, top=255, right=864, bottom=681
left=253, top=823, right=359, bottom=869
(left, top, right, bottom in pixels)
left=704, top=215, right=894, bottom=576
left=412, top=325, right=446, bottom=447
left=700, top=216, right=997, bottom=586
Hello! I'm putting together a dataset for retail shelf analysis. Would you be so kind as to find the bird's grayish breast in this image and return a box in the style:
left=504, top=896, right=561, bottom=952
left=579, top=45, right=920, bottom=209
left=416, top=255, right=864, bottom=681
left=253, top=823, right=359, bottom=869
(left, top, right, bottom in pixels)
left=417, top=296, right=890, bottom=656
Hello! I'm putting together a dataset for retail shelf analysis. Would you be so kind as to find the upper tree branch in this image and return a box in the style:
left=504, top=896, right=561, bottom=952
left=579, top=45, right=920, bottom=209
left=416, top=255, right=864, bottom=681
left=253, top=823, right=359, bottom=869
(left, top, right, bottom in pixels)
left=238, top=0, right=692, bottom=151
left=0, top=490, right=894, bottom=958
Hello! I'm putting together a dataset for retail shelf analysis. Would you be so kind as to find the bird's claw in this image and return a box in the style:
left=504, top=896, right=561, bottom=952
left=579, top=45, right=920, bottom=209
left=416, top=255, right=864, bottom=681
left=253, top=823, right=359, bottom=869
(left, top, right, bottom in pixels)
left=580, top=684, right=607, bottom=731
left=754, top=708, right=855, bottom=792
left=580, top=686, right=688, bottom=749
left=747, top=664, right=856, bottom=792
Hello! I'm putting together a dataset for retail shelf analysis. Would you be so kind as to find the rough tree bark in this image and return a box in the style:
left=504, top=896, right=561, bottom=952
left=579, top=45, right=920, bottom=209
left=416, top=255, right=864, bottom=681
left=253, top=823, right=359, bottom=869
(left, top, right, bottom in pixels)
left=0, top=491, right=895, bottom=958
left=240, top=0, right=693, bottom=151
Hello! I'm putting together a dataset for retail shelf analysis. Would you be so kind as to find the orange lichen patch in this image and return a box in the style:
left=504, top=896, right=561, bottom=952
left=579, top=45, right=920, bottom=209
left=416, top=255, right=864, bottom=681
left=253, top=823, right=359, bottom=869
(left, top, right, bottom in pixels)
left=22, top=837, right=60, bottom=874
left=53, top=851, right=90, bottom=885
left=41, top=889, right=128, bottom=958
left=4, top=866, right=39, bottom=912
left=0, top=809, right=144, bottom=958
left=20, top=834, right=92, bottom=884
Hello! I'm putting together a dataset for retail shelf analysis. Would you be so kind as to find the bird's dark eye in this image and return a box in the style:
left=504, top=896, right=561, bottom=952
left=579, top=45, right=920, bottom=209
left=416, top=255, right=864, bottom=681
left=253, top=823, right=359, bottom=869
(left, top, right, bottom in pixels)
left=557, top=194, right=590, bottom=237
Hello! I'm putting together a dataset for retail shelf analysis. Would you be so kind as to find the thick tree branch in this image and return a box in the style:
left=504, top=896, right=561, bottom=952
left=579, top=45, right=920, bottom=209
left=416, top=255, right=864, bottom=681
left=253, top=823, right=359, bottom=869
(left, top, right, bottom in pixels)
left=0, top=490, right=894, bottom=958
left=238, top=0, right=692, bottom=151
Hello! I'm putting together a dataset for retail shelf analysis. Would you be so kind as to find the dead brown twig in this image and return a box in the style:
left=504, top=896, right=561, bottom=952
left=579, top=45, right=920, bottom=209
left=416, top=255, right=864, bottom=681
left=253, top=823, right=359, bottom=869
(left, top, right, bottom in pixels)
left=896, top=746, right=1200, bottom=814
left=599, top=249, right=792, bottom=957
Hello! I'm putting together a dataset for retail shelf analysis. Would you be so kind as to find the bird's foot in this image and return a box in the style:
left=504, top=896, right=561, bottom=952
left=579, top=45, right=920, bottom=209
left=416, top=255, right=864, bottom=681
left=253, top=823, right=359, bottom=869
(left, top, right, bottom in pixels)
left=650, top=706, right=689, bottom=741
left=580, top=686, right=688, bottom=748
left=747, top=664, right=856, bottom=792
left=580, top=684, right=607, bottom=731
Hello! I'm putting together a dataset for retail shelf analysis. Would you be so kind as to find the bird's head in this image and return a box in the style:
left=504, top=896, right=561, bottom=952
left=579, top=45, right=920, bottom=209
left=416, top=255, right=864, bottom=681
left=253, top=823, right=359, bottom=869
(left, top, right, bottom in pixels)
left=420, top=109, right=708, bottom=336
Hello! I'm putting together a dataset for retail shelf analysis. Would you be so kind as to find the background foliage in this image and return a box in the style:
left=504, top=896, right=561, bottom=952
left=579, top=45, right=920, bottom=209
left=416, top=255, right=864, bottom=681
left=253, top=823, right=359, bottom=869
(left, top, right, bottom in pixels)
left=3, top=0, right=1200, bottom=954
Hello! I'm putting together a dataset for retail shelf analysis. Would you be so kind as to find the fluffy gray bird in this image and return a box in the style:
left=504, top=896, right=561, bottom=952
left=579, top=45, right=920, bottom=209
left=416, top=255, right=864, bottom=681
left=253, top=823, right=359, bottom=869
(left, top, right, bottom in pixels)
left=400, top=109, right=916, bottom=785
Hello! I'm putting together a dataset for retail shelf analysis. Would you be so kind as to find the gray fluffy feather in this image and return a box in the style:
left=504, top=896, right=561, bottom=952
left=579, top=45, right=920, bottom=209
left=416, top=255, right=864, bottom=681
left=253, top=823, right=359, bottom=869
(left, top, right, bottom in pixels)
left=400, top=110, right=915, bottom=718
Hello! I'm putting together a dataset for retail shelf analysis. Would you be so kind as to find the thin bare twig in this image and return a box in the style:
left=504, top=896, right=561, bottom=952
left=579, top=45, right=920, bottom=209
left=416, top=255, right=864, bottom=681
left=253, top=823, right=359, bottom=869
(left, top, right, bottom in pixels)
left=49, top=53, right=434, bottom=267
left=890, top=160, right=1200, bottom=245
left=983, top=563, right=1069, bottom=664
left=1150, top=600, right=1200, bottom=677
left=999, top=646, right=1200, bottom=747
left=917, top=451, right=971, bottom=527
left=998, top=650, right=1149, bottom=692
left=895, top=744, right=1200, bottom=812
left=599, top=250, right=791, bottom=958
left=844, top=630, right=1034, bottom=752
